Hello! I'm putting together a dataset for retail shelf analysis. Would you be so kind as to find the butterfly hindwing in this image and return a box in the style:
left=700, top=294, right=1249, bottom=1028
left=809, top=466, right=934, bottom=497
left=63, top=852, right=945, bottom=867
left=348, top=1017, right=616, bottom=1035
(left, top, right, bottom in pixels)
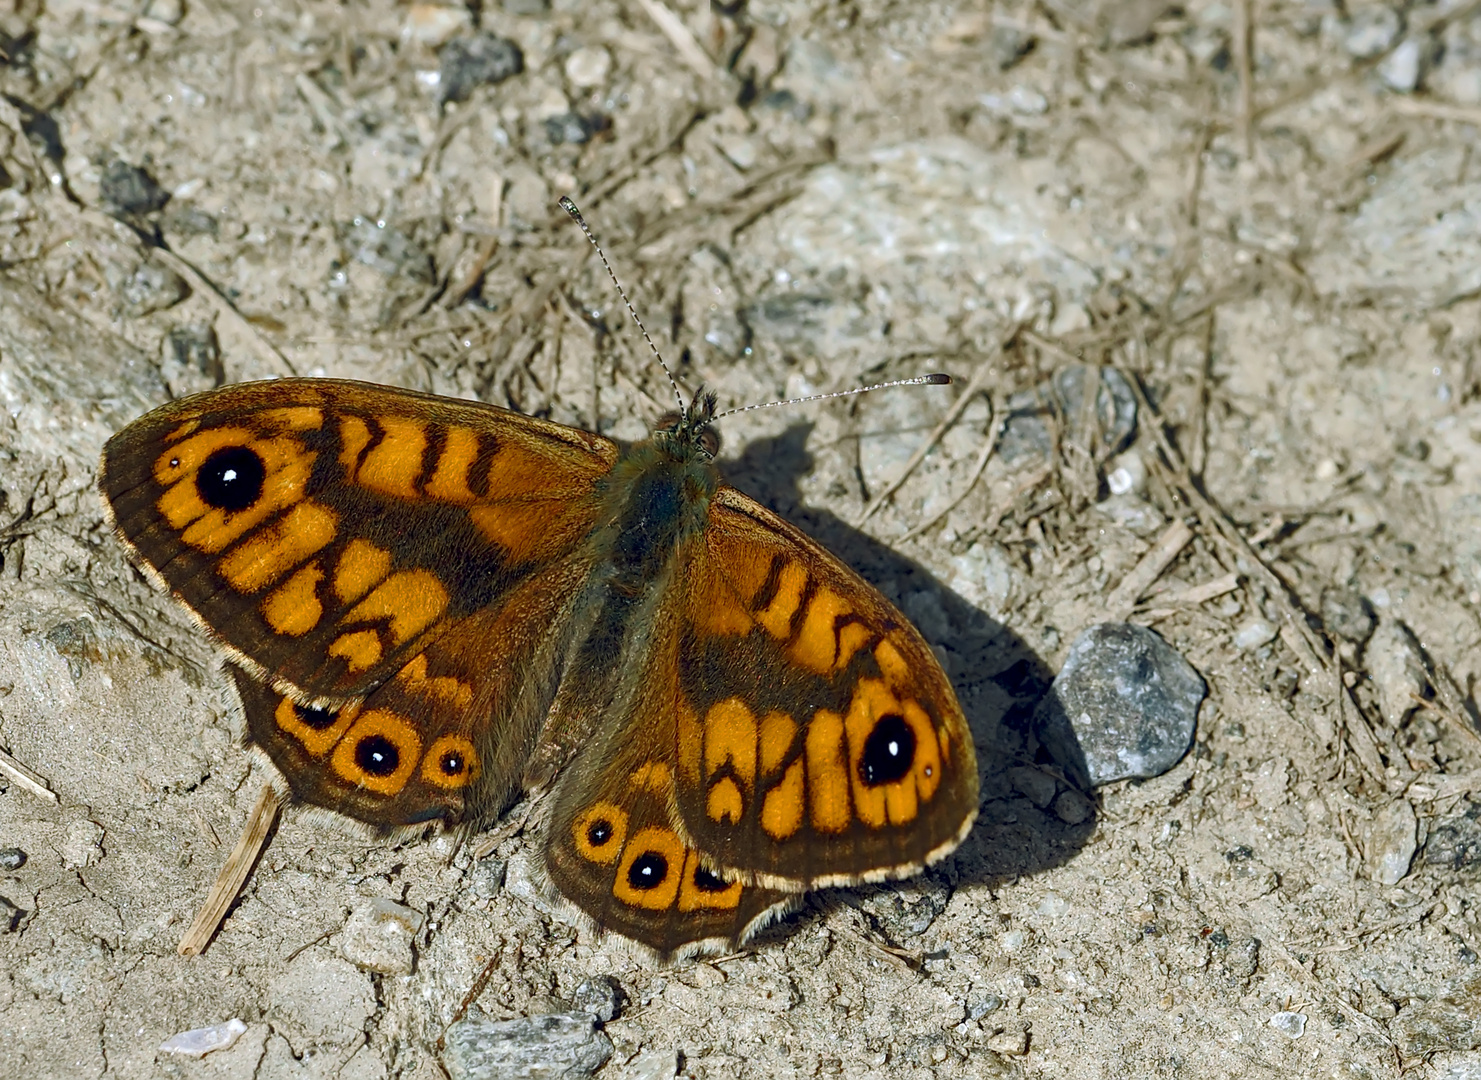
left=99, top=378, right=616, bottom=703
left=236, top=553, right=596, bottom=831
left=669, top=487, right=980, bottom=890
left=542, top=731, right=798, bottom=960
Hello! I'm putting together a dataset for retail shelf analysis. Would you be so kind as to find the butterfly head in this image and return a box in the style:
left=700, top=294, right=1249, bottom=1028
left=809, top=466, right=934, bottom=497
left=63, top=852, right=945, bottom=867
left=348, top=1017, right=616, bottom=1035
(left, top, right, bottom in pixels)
left=652, top=388, right=720, bottom=462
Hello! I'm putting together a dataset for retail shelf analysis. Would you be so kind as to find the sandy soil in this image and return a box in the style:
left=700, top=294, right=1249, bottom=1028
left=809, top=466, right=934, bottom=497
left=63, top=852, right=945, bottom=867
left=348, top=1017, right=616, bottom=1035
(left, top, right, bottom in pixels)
left=2, top=0, right=1481, bottom=1077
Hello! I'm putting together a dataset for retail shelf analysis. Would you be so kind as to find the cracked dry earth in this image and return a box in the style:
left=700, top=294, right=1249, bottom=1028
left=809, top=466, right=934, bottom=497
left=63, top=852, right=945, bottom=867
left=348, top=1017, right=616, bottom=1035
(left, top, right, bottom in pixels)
left=3, top=0, right=1481, bottom=1078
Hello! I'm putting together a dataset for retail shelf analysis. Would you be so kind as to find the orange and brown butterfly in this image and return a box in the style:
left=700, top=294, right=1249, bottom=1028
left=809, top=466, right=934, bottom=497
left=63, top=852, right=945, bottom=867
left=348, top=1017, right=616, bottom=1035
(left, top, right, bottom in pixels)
left=96, top=215, right=979, bottom=962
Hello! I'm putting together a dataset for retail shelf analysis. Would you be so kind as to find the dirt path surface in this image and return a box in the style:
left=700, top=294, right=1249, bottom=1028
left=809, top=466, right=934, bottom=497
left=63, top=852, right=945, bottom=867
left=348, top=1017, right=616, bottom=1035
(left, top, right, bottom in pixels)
left=2, top=1, right=1481, bottom=1077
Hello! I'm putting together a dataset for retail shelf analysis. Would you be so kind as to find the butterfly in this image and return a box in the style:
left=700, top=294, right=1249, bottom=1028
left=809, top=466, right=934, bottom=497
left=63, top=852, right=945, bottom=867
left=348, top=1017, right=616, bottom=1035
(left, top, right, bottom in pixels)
left=97, top=361, right=978, bottom=961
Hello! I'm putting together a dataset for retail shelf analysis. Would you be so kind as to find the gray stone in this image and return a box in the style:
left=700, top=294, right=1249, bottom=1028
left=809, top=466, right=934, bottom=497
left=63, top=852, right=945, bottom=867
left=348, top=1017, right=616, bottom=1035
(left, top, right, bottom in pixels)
left=1037, top=623, right=1206, bottom=786
left=0, top=847, right=25, bottom=871
left=112, top=260, right=189, bottom=317
left=443, top=1008, right=613, bottom=1080
left=1269, top=1011, right=1306, bottom=1039
left=1378, top=34, right=1437, bottom=93
left=856, top=875, right=951, bottom=939
left=339, top=898, right=422, bottom=975
left=1395, top=974, right=1481, bottom=1056
left=99, top=159, right=170, bottom=215
left=1365, top=618, right=1430, bottom=727
left=439, top=33, right=524, bottom=104
left=1321, top=587, right=1374, bottom=644
left=0, top=894, right=21, bottom=932
left=570, top=975, right=622, bottom=1022
left=999, top=365, right=1137, bottom=464
left=1365, top=799, right=1418, bottom=886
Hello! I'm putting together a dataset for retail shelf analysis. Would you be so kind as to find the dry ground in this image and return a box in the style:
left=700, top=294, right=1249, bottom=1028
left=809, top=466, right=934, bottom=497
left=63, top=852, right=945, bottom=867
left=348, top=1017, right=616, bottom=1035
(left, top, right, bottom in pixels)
left=2, top=1, right=1481, bottom=1077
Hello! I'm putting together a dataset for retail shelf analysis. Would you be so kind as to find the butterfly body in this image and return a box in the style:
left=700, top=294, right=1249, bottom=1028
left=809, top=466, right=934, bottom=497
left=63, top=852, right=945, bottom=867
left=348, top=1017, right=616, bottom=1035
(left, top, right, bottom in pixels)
left=100, top=378, right=978, bottom=958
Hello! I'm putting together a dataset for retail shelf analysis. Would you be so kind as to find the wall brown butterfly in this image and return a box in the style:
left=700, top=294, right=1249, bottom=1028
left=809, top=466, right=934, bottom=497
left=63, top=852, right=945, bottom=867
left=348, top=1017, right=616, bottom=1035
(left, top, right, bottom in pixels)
left=97, top=206, right=979, bottom=960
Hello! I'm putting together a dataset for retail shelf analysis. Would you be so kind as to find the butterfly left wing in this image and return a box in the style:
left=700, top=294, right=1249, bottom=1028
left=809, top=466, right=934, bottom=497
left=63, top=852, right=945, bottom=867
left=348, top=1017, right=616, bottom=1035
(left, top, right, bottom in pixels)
left=670, top=487, right=980, bottom=890
left=542, top=738, right=798, bottom=960
left=99, top=378, right=616, bottom=704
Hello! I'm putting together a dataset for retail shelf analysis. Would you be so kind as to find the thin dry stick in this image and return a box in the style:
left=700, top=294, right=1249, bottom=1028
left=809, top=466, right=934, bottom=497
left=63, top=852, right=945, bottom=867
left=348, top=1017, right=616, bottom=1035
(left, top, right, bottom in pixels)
left=1106, top=518, right=1195, bottom=616
left=0, top=746, right=58, bottom=803
left=856, top=324, right=1020, bottom=527
left=901, top=394, right=1003, bottom=541
left=633, top=0, right=726, bottom=82
left=151, top=246, right=299, bottom=378
left=178, top=784, right=284, bottom=956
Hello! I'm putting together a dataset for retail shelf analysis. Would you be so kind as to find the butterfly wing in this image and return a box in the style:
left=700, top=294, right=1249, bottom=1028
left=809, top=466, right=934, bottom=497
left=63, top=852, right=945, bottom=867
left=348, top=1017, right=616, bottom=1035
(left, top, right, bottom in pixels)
left=233, top=549, right=593, bottom=831
left=99, top=378, right=616, bottom=704
left=542, top=733, right=798, bottom=959
left=671, top=487, right=979, bottom=890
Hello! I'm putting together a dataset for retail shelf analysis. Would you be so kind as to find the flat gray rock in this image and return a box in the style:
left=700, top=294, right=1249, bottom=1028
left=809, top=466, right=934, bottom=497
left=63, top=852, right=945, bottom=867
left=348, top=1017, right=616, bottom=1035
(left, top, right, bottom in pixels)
left=1038, top=623, right=1206, bottom=786
left=443, top=1010, right=613, bottom=1080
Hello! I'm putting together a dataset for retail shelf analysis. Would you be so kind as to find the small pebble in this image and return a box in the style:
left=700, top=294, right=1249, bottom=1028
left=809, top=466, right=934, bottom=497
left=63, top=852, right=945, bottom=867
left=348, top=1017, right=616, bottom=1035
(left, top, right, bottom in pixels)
left=1052, top=789, right=1093, bottom=826
left=856, top=876, right=951, bottom=939
left=403, top=3, right=471, bottom=48
left=571, top=975, right=622, bottom=1022
left=439, top=33, right=524, bottom=104
left=1379, top=35, right=1434, bottom=93
left=1321, top=587, right=1374, bottom=644
left=443, top=1008, right=612, bottom=1080
left=1233, top=618, right=1278, bottom=651
left=115, top=262, right=189, bottom=317
left=1037, top=623, right=1206, bottom=786
left=158, top=1018, right=248, bottom=1058
left=999, top=365, right=1137, bottom=463
left=1104, top=450, right=1146, bottom=496
left=144, top=0, right=184, bottom=24
left=1365, top=618, right=1429, bottom=726
left=544, top=112, right=602, bottom=145
left=1366, top=798, right=1418, bottom=886
left=339, top=898, right=421, bottom=975
left=344, top=218, right=434, bottom=283
left=0, top=847, right=26, bottom=871
left=564, top=46, right=611, bottom=89
left=965, top=991, right=1002, bottom=1020
left=60, top=821, right=104, bottom=870
left=0, top=895, right=21, bottom=932
left=1268, top=1011, right=1307, bottom=1039
left=100, top=160, right=170, bottom=215
left=1008, top=765, right=1057, bottom=809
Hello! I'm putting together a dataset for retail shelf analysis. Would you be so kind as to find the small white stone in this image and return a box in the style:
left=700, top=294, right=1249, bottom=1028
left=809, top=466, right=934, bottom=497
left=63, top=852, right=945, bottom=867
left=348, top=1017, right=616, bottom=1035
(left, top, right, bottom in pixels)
left=402, top=3, right=471, bottom=47
left=1268, top=1011, right=1306, bottom=1039
left=1233, top=619, right=1278, bottom=651
left=564, top=46, right=612, bottom=89
left=339, top=898, right=422, bottom=975
left=1105, top=451, right=1147, bottom=495
left=159, top=1018, right=247, bottom=1058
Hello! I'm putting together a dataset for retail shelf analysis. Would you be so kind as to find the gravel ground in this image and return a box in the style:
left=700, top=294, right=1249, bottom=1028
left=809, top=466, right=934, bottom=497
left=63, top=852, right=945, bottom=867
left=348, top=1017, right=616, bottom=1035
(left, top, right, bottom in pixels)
left=3, top=1, right=1481, bottom=1078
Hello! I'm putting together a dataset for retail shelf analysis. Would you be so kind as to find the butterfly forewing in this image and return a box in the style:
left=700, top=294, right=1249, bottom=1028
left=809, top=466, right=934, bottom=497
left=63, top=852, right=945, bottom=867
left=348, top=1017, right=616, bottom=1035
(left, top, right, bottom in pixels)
left=99, top=379, right=616, bottom=703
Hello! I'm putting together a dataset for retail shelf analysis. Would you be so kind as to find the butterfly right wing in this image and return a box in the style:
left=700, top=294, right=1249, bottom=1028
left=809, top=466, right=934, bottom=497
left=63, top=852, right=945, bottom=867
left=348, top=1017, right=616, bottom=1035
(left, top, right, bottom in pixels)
left=99, top=378, right=617, bottom=705
left=233, top=548, right=596, bottom=832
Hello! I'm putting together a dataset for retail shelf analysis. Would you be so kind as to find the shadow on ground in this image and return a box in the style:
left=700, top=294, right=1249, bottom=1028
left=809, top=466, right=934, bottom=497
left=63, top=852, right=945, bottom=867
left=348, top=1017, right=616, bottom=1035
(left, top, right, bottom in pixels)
left=719, top=422, right=1096, bottom=948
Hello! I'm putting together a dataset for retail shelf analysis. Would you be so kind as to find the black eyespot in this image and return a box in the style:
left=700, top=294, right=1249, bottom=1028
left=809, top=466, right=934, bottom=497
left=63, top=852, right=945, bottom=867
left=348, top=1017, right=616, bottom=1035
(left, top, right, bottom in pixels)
left=197, top=445, right=266, bottom=511
left=626, top=852, right=669, bottom=891
left=691, top=865, right=730, bottom=893
left=586, top=819, right=613, bottom=847
left=293, top=703, right=337, bottom=731
left=354, top=734, right=399, bottom=777
left=858, top=714, right=915, bottom=787
left=439, top=751, right=465, bottom=776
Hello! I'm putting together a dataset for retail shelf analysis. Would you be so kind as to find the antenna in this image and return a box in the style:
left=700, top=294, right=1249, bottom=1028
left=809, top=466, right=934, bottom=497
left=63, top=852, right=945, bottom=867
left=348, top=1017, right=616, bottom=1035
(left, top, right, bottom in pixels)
left=714, top=373, right=952, bottom=419
left=559, top=196, right=686, bottom=413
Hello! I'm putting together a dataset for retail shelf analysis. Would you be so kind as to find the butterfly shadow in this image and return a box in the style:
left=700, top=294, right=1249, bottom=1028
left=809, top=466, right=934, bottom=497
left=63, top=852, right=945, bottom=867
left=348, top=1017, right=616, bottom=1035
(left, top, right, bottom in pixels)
left=720, top=422, right=1097, bottom=943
